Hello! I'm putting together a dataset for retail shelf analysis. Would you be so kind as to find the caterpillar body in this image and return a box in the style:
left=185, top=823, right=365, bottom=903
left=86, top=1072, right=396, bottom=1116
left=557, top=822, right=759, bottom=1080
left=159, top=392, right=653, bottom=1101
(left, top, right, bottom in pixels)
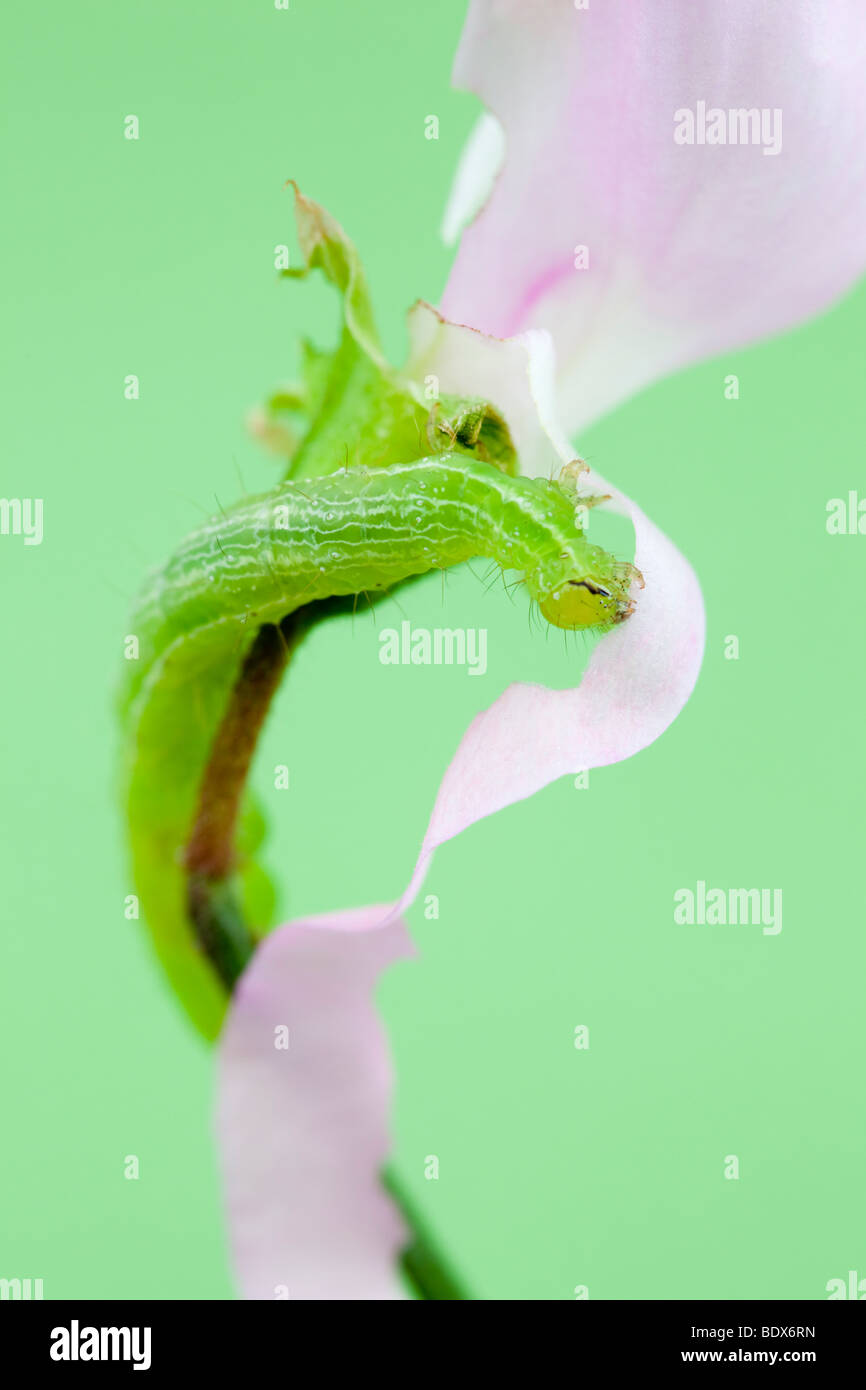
left=126, top=453, right=633, bottom=703
left=120, top=452, right=637, bottom=1035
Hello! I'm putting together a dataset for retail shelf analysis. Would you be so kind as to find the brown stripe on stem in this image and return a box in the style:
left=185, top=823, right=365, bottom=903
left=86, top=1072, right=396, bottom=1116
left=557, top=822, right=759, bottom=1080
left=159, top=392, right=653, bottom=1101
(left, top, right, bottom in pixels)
left=184, top=616, right=302, bottom=988
left=182, top=594, right=365, bottom=989
left=183, top=583, right=466, bottom=1298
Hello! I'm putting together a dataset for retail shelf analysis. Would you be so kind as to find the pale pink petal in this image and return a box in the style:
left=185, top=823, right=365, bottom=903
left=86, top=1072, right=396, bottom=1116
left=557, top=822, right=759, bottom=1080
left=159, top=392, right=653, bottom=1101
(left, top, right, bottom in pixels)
left=442, top=0, right=866, bottom=433
left=216, top=905, right=413, bottom=1301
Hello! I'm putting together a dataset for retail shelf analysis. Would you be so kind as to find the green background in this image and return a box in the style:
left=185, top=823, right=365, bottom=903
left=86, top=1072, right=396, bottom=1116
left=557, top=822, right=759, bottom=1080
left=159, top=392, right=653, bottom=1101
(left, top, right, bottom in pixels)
left=2, top=0, right=863, bottom=1300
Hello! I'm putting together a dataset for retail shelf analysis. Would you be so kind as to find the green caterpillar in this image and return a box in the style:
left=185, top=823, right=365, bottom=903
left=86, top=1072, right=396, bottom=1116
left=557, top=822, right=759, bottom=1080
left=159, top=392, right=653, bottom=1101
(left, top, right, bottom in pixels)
left=119, top=190, right=638, bottom=1037
left=125, top=455, right=634, bottom=710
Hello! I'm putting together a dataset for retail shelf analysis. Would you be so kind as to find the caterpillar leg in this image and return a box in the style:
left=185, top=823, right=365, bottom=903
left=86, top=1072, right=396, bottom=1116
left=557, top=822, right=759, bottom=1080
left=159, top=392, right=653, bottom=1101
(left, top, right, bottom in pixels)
left=557, top=458, right=611, bottom=514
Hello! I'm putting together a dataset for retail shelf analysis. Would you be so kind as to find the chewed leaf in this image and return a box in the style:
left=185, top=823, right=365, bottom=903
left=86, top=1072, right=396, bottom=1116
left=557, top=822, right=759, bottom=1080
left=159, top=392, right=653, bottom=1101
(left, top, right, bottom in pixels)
left=284, top=182, right=385, bottom=369
left=257, top=188, right=526, bottom=486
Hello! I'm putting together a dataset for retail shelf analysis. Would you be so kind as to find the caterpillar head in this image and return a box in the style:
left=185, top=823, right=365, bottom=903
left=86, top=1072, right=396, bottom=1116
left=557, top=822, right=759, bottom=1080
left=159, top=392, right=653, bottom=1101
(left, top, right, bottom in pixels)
left=538, top=555, right=642, bottom=631
left=533, top=460, right=643, bottom=630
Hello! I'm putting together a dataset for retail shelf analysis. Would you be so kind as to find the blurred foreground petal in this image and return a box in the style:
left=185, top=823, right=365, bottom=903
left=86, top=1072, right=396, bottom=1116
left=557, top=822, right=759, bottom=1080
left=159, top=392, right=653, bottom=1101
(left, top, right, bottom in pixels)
left=217, top=906, right=413, bottom=1300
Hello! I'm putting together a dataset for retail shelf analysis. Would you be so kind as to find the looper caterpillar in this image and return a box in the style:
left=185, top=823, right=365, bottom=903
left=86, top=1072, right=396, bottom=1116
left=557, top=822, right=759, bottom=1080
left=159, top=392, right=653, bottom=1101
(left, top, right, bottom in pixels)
left=120, top=454, right=637, bottom=1032
left=118, top=190, right=640, bottom=1036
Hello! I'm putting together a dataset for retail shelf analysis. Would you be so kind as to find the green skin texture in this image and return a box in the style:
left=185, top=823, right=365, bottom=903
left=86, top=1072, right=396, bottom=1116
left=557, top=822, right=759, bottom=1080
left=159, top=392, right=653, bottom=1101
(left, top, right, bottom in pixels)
left=119, top=191, right=632, bottom=1038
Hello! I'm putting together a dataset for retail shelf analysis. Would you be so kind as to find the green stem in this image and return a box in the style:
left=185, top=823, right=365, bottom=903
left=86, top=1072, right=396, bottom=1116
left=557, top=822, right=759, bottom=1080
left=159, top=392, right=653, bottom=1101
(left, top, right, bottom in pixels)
left=384, top=1171, right=468, bottom=1300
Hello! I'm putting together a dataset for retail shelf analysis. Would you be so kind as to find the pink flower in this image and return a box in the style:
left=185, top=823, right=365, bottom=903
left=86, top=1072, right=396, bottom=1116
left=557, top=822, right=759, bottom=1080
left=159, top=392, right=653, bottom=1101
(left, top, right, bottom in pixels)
left=442, top=0, right=866, bottom=435
left=217, top=0, right=866, bottom=1299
